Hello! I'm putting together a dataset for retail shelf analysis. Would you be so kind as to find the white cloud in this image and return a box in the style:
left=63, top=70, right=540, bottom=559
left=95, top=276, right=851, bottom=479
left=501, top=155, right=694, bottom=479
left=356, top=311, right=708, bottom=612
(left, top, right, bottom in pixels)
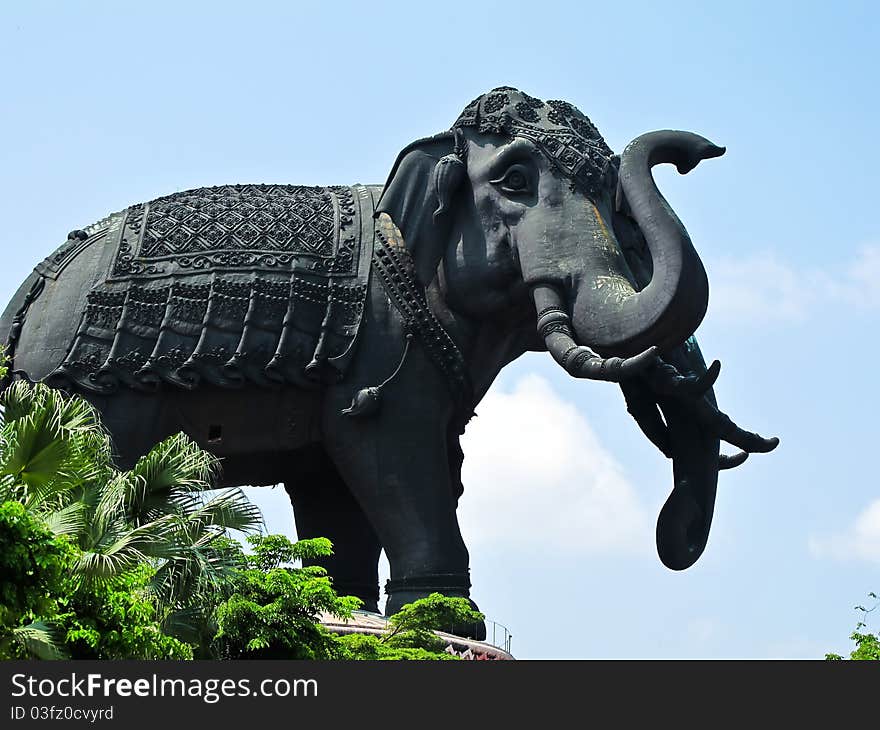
left=707, top=244, right=880, bottom=325
left=809, top=499, right=880, bottom=563
left=709, top=252, right=816, bottom=324
left=686, top=617, right=720, bottom=644
left=846, top=245, right=880, bottom=310
left=458, top=374, right=650, bottom=555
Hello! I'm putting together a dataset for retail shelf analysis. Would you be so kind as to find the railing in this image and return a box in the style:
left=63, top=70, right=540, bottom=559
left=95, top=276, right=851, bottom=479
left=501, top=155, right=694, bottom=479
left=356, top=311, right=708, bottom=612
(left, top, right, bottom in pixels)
left=485, top=618, right=513, bottom=654
left=446, top=616, right=512, bottom=655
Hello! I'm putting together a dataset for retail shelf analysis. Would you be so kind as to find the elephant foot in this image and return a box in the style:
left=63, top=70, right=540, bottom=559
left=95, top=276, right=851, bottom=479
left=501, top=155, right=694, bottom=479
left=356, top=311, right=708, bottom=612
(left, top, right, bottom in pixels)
left=384, top=575, right=487, bottom=641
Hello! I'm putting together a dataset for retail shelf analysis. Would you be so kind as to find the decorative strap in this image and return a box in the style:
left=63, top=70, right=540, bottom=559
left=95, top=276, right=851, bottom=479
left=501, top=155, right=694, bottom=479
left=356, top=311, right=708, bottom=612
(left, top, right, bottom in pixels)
left=2, top=274, right=46, bottom=388
left=373, top=213, right=474, bottom=422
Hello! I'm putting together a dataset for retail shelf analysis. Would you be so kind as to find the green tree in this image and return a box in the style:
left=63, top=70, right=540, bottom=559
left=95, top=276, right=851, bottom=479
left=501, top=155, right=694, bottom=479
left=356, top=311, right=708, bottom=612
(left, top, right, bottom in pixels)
left=56, top=565, right=192, bottom=660
left=0, top=501, right=72, bottom=659
left=209, top=537, right=481, bottom=661
left=827, top=593, right=880, bottom=661
left=0, top=499, right=191, bottom=659
left=211, top=534, right=361, bottom=659
left=0, top=380, right=262, bottom=658
left=335, top=632, right=461, bottom=660
left=336, top=593, right=485, bottom=660
left=0, top=377, right=486, bottom=661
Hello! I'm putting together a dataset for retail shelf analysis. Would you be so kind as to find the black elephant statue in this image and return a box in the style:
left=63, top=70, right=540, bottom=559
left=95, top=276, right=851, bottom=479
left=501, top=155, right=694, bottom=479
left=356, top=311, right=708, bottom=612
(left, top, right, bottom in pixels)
left=0, top=87, right=778, bottom=638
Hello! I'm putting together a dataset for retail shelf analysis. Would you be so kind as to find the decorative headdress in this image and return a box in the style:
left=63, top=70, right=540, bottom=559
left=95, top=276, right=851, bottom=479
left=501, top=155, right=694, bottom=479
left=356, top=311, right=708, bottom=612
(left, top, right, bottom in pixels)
left=452, top=87, right=615, bottom=198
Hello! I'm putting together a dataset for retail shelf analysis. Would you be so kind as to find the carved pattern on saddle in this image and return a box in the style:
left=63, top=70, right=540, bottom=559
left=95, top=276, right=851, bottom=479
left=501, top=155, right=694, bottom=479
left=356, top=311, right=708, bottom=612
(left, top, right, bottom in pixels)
left=110, top=184, right=360, bottom=280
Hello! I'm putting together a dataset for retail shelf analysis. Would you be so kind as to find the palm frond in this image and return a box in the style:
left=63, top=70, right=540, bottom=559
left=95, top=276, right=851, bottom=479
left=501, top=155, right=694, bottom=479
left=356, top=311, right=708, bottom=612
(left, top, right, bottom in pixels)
left=149, top=553, right=205, bottom=607
left=130, top=432, right=219, bottom=494
left=51, top=389, right=104, bottom=434
left=75, top=546, right=147, bottom=583
left=12, top=621, right=68, bottom=660
left=94, top=472, right=148, bottom=529
left=1, top=383, right=112, bottom=494
left=59, top=433, right=114, bottom=484
left=146, top=524, right=246, bottom=610
left=0, top=411, right=69, bottom=489
left=21, top=471, right=75, bottom=512
left=161, top=604, right=212, bottom=644
left=190, top=488, right=263, bottom=534
left=41, top=500, right=88, bottom=537
left=0, top=379, right=41, bottom=423
left=0, top=472, right=17, bottom=502
left=74, top=519, right=167, bottom=582
left=1, top=383, right=265, bottom=648
left=101, top=433, right=219, bottom=527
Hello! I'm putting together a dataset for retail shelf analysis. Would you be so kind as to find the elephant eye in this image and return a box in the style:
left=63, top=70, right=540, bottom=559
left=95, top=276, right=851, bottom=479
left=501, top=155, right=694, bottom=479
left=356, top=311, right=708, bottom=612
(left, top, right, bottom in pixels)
left=491, top=164, right=533, bottom=194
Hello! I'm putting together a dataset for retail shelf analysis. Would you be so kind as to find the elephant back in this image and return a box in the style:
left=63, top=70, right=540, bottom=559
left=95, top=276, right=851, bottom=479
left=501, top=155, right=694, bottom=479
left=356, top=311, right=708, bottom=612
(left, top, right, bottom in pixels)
left=38, top=183, right=379, bottom=394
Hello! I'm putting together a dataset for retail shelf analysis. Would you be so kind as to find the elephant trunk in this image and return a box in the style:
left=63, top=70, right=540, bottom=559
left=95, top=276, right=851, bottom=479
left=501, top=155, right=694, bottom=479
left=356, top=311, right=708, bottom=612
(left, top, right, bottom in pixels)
left=562, top=131, right=723, bottom=358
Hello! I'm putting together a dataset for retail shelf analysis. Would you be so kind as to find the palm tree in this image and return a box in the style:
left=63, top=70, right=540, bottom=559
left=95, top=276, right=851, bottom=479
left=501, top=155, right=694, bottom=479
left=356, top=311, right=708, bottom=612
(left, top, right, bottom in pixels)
left=0, top=380, right=263, bottom=657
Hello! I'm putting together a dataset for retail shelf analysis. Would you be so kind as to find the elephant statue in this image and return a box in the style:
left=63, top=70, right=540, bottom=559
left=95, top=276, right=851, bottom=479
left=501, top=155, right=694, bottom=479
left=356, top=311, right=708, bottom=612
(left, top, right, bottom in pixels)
left=0, top=87, right=778, bottom=638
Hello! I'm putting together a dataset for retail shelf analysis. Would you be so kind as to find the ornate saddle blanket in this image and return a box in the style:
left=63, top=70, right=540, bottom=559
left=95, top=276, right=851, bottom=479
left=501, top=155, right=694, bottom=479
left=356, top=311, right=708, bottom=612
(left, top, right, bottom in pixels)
left=46, top=184, right=378, bottom=393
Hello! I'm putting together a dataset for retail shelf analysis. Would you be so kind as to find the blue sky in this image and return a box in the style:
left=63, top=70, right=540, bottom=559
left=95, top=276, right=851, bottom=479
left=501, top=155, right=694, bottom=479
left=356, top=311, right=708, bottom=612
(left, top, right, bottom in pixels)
left=1, top=0, right=877, bottom=658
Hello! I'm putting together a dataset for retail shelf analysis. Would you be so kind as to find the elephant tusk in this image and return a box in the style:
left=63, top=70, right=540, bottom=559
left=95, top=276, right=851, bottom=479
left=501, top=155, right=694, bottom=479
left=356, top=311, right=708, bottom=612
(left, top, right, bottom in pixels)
left=621, top=379, right=672, bottom=457
left=722, top=427, right=780, bottom=454
left=719, top=451, right=749, bottom=470
left=645, top=359, right=721, bottom=399
left=684, top=395, right=780, bottom=454
left=533, top=284, right=658, bottom=382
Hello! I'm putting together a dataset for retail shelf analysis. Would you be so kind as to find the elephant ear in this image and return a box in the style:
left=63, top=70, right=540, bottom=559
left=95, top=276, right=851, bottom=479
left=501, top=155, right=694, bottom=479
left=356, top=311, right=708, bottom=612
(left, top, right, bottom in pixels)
left=375, top=132, right=459, bottom=287
left=612, top=208, right=721, bottom=570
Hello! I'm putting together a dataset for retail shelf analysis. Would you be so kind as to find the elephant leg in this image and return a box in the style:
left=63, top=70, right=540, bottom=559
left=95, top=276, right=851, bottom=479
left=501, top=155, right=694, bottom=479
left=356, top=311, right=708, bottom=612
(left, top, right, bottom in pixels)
left=322, top=398, right=486, bottom=640
left=285, top=444, right=382, bottom=613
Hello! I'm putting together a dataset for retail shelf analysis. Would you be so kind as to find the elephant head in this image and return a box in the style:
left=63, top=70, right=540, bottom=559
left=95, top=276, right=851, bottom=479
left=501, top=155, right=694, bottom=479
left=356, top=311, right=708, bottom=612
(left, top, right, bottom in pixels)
left=377, top=87, right=778, bottom=570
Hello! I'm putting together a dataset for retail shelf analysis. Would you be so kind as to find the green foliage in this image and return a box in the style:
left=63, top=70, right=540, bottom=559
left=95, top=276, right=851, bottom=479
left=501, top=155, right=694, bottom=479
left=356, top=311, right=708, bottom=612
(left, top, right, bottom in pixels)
left=0, top=382, right=261, bottom=598
left=0, top=381, right=261, bottom=659
left=384, top=592, right=484, bottom=651
left=827, top=593, right=879, bottom=661
left=246, top=533, right=334, bottom=571
left=0, top=501, right=71, bottom=620
left=210, top=535, right=360, bottom=659
left=175, top=537, right=475, bottom=660
left=0, top=501, right=73, bottom=659
left=57, top=565, right=192, bottom=660
left=0, top=380, right=485, bottom=662
left=0, top=500, right=189, bottom=660
left=335, top=632, right=459, bottom=660
left=829, top=631, right=880, bottom=661
left=336, top=593, right=484, bottom=660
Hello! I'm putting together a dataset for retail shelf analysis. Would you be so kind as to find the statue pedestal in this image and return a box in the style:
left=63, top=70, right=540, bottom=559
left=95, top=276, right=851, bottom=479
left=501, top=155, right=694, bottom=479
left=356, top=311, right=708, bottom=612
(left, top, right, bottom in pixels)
left=320, top=610, right=515, bottom=660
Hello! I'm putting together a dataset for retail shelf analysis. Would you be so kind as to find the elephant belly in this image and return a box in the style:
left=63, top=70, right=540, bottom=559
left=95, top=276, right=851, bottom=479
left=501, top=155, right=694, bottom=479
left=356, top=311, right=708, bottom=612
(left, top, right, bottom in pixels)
left=84, top=385, right=323, bottom=481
